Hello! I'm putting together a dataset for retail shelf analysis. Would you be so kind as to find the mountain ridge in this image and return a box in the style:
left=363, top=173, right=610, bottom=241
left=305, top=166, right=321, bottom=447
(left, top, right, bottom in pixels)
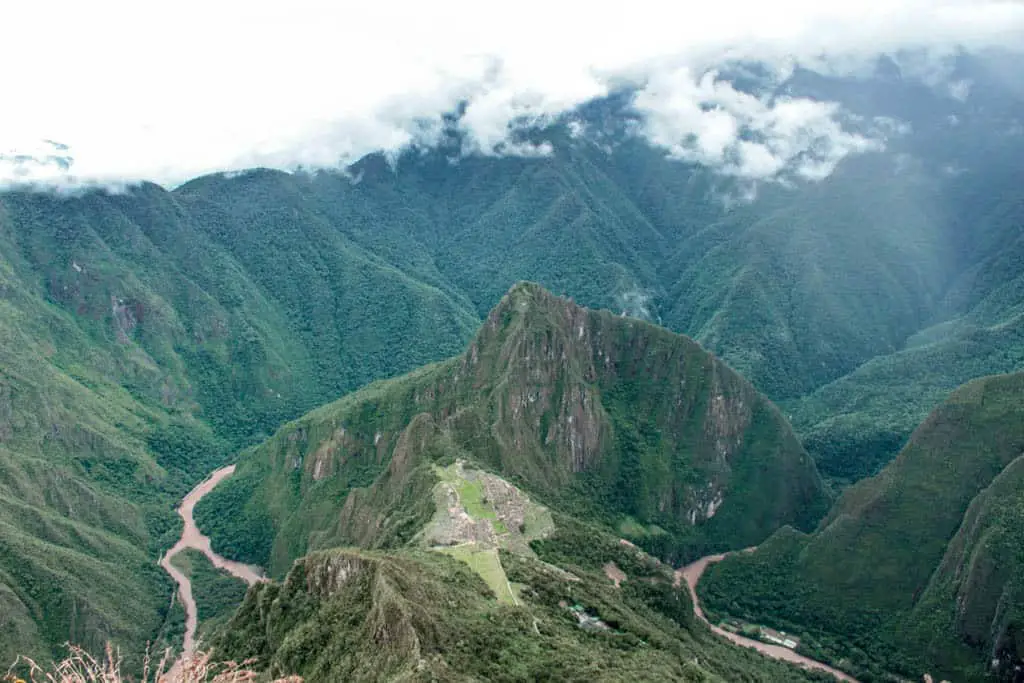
left=698, top=370, right=1024, bottom=681
left=196, top=282, right=829, bottom=577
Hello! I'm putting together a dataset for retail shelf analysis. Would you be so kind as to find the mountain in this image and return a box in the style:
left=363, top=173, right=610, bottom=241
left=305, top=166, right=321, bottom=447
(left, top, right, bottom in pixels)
left=1, top=52, right=1023, bottom=667
left=785, top=139, right=1024, bottom=482
left=195, top=283, right=829, bottom=574
left=193, top=283, right=830, bottom=680
left=211, top=542, right=826, bottom=682
left=0, top=183, right=478, bottom=665
left=697, top=371, right=1024, bottom=681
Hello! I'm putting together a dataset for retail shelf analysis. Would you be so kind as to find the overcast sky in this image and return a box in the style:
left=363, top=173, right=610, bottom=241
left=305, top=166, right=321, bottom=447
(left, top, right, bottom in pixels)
left=2, top=0, right=1022, bottom=188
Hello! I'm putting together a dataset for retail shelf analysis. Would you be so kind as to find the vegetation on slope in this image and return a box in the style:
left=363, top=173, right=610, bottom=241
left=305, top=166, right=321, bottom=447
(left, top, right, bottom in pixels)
left=212, top=543, right=831, bottom=682
left=1, top=57, right=1022, bottom=668
left=788, top=314, right=1024, bottom=483
left=699, top=371, right=1024, bottom=682
left=0, top=181, right=478, bottom=664
left=197, top=283, right=829, bottom=577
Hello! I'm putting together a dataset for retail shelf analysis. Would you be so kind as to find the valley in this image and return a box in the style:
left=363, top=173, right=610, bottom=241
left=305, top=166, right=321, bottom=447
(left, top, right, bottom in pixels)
left=163, top=457, right=857, bottom=682
left=678, top=552, right=859, bottom=682
left=158, top=465, right=263, bottom=676
left=699, top=371, right=1024, bottom=681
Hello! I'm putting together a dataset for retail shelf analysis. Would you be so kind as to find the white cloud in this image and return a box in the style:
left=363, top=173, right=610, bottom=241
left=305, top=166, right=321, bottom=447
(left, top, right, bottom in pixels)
left=1, top=0, right=1022, bottom=188
left=949, top=79, right=973, bottom=101
left=633, top=70, right=884, bottom=182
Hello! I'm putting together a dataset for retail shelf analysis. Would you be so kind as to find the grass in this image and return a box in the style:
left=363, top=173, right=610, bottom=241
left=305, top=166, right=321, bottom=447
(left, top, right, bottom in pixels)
left=617, top=516, right=668, bottom=539
left=425, top=463, right=543, bottom=603
left=3, top=642, right=302, bottom=683
left=438, top=545, right=516, bottom=605
left=211, top=546, right=829, bottom=682
left=521, top=505, right=556, bottom=541
left=455, top=481, right=497, bottom=521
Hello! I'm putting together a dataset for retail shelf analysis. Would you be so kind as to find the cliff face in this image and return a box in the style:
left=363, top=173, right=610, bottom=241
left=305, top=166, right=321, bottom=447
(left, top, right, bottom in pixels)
left=199, top=282, right=828, bottom=575
left=911, top=451, right=1024, bottom=678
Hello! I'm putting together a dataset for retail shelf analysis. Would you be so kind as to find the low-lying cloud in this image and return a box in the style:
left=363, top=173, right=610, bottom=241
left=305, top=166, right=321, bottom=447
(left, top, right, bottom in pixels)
left=2, top=0, right=1022, bottom=188
left=633, top=69, right=886, bottom=182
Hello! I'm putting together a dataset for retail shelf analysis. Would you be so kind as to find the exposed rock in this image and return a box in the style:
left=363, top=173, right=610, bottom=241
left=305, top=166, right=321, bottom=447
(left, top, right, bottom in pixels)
left=111, top=295, right=142, bottom=343
left=304, top=552, right=371, bottom=598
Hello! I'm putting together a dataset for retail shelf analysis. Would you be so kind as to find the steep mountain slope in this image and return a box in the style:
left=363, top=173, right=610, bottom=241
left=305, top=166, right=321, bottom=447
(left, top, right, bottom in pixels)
left=659, top=152, right=948, bottom=399
left=290, top=68, right=1024, bottom=484
left=211, top=541, right=831, bottom=682
left=327, top=132, right=953, bottom=402
left=788, top=314, right=1024, bottom=482
left=698, top=371, right=1024, bottom=681
left=781, top=60, right=1024, bottom=481
left=183, top=284, right=836, bottom=681
left=0, top=185, right=478, bottom=664
left=0, top=206, right=198, bottom=663
left=196, top=283, right=829, bottom=576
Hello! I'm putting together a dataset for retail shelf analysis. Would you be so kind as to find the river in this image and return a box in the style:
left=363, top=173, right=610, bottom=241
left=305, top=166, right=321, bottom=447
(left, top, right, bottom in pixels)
left=158, top=465, right=265, bottom=679
left=677, top=552, right=859, bottom=682
left=159, top=467, right=856, bottom=681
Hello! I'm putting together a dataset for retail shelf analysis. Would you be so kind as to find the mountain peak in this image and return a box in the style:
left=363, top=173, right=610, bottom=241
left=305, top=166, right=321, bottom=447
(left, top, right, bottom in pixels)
left=200, top=282, right=828, bottom=581
left=489, top=280, right=563, bottom=318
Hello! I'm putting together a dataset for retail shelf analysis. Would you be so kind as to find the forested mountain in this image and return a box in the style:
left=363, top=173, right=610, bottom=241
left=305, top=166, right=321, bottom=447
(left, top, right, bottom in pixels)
left=0, top=50, right=1022, bottom=674
left=198, top=283, right=828, bottom=681
left=699, top=371, right=1024, bottom=681
left=0, top=183, right=478, bottom=664
left=196, top=282, right=828, bottom=571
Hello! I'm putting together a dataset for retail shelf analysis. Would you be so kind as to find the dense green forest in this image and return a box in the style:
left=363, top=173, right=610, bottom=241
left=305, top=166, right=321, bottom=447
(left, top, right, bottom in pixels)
left=169, top=550, right=248, bottom=640
left=213, top=544, right=833, bottom=682
left=700, top=371, right=1024, bottom=681
left=0, top=181, right=477, bottom=666
left=195, top=283, right=836, bottom=680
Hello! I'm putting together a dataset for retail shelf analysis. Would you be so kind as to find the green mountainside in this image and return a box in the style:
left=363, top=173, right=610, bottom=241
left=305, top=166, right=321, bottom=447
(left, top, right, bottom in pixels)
left=169, top=549, right=248, bottom=640
left=196, top=283, right=829, bottom=578
left=0, top=184, right=477, bottom=665
left=194, top=283, right=831, bottom=680
left=786, top=157, right=1024, bottom=482
left=212, top=543, right=830, bottom=682
left=698, top=371, right=1024, bottom=681
left=192, top=118, right=1024, bottom=485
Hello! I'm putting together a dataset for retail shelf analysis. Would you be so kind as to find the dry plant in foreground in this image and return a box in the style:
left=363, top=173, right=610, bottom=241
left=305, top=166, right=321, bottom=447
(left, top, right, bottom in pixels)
left=3, top=644, right=301, bottom=683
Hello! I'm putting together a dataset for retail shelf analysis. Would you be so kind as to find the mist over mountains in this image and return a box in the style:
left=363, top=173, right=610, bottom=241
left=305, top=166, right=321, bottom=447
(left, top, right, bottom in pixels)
left=1, top=6, right=1024, bottom=679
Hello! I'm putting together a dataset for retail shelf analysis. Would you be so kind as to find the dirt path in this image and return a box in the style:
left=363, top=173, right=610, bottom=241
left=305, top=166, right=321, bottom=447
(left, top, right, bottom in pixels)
left=676, top=551, right=859, bottom=683
left=158, top=465, right=265, bottom=679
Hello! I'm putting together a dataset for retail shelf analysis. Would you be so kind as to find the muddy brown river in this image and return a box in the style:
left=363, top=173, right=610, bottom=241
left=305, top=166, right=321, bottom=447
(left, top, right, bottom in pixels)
left=159, top=465, right=265, bottom=679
